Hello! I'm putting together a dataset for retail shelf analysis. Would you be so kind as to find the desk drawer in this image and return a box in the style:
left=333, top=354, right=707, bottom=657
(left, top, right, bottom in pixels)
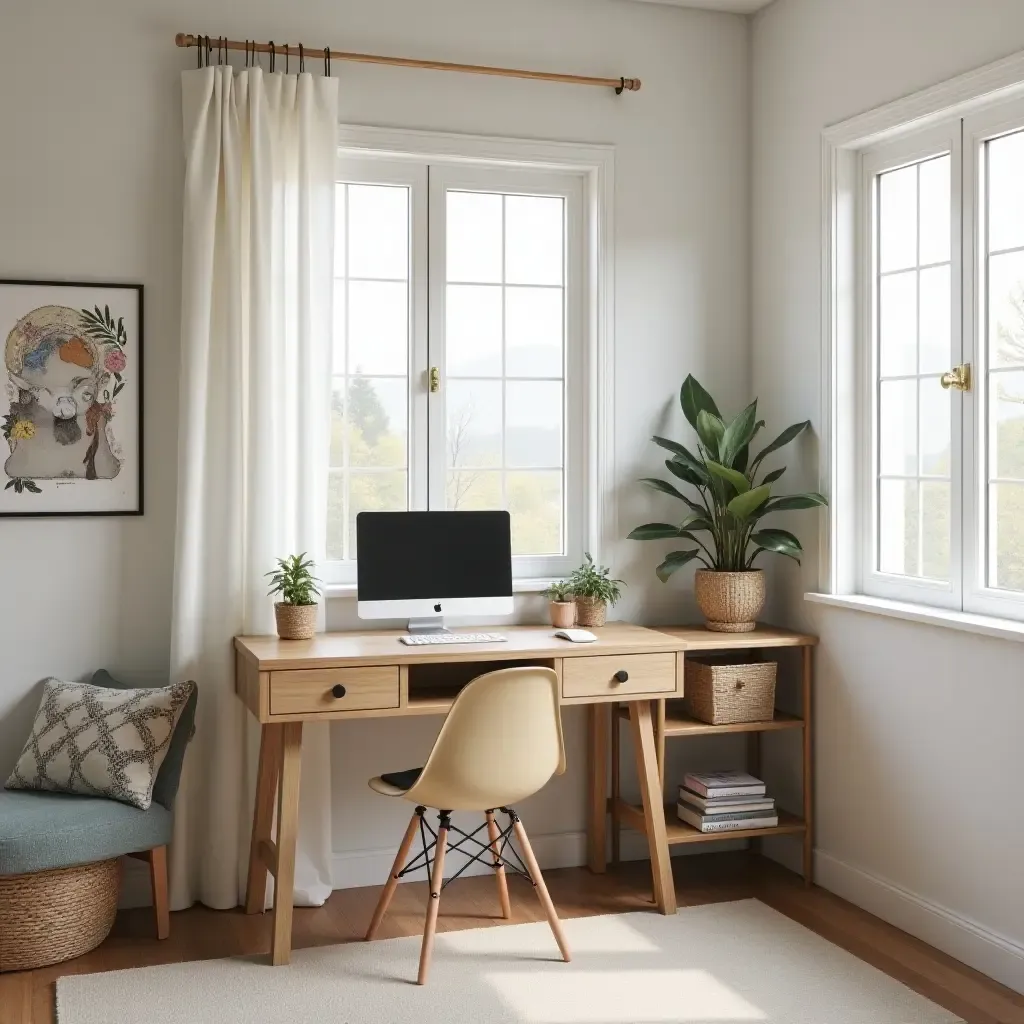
left=269, top=666, right=400, bottom=716
left=562, top=653, right=677, bottom=699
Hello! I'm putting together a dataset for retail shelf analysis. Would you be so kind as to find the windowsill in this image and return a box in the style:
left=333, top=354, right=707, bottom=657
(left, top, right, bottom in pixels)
left=804, top=592, right=1024, bottom=643
left=324, top=577, right=557, bottom=600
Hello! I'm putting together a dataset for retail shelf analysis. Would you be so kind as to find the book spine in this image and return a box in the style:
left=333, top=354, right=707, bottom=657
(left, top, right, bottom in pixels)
left=676, top=804, right=779, bottom=832
left=682, top=785, right=767, bottom=799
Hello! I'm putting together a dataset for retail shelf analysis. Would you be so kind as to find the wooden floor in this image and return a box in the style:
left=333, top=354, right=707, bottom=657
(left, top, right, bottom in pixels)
left=2, top=852, right=1022, bottom=1024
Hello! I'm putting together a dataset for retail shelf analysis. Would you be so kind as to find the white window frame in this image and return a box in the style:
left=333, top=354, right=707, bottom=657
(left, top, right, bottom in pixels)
left=324, top=126, right=615, bottom=593
left=818, top=48, right=1024, bottom=627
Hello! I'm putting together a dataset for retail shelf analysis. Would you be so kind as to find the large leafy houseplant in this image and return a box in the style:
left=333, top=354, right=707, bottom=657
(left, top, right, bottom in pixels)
left=628, top=376, right=825, bottom=630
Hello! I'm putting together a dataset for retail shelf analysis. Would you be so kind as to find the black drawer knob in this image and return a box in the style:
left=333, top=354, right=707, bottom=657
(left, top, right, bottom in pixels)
left=613, top=670, right=629, bottom=683
left=331, top=684, right=347, bottom=699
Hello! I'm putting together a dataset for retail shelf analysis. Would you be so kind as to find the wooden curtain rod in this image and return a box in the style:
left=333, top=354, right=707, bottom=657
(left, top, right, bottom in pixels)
left=175, top=33, right=641, bottom=93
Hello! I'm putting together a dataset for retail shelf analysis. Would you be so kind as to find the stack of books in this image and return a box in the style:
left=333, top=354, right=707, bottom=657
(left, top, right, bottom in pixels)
left=677, top=770, right=778, bottom=833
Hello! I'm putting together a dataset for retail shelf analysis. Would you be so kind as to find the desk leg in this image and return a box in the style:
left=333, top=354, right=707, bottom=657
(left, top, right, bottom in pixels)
left=270, top=722, right=303, bottom=966
left=586, top=703, right=609, bottom=874
left=245, top=724, right=283, bottom=915
left=629, top=701, right=676, bottom=915
left=802, top=646, right=814, bottom=887
left=610, top=703, right=620, bottom=866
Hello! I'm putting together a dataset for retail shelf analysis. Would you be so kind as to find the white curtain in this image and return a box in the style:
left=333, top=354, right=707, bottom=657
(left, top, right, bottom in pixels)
left=169, top=66, right=339, bottom=911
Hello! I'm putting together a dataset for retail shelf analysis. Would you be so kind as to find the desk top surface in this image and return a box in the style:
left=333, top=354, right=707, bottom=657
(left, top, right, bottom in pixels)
left=235, top=622, right=815, bottom=670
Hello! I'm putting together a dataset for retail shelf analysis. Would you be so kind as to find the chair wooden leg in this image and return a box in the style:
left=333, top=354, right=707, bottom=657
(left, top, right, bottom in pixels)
left=366, top=809, right=422, bottom=940
left=148, top=845, right=170, bottom=940
left=486, top=811, right=512, bottom=920
left=417, top=813, right=449, bottom=986
left=511, top=815, right=571, bottom=963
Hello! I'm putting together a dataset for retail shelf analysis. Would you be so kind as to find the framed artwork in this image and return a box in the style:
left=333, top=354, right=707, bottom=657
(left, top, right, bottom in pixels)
left=0, top=280, right=143, bottom=516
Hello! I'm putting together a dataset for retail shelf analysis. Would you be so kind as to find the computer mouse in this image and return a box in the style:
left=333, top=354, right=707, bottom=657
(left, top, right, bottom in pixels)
left=553, top=628, right=598, bottom=643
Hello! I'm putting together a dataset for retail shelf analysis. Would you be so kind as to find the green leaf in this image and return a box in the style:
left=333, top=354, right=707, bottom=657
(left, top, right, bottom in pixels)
left=719, top=400, right=759, bottom=467
left=727, top=484, right=771, bottom=520
left=751, top=420, right=810, bottom=471
left=664, top=459, right=703, bottom=488
left=695, top=409, right=725, bottom=458
left=4, top=480, right=13, bottom=491
left=762, top=466, right=786, bottom=485
left=628, top=523, right=683, bottom=541
left=679, top=375, right=721, bottom=431
left=104, top=304, right=111, bottom=326
left=113, top=382, right=124, bottom=398
left=640, top=477, right=688, bottom=502
left=760, top=492, right=828, bottom=515
left=751, top=528, right=803, bottom=562
left=706, top=460, right=750, bottom=494
left=652, top=436, right=709, bottom=482
left=656, top=549, right=701, bottom=582
left=25, top=481, right=41, bottom=493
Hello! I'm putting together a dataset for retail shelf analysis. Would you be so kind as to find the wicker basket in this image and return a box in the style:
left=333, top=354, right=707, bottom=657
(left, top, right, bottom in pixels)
left=694, top=569, right=765, bottom=633
left=275, top=602, right=318, bottom=640
left=574, top=597, right=607, bottom=627
left=684, top=655, right=777, bottom=725
left=0, top=859, right=119, bottom=972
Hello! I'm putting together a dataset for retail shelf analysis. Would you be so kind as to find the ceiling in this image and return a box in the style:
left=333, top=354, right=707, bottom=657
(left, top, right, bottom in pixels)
left=627, top=0, right=774, bottom=13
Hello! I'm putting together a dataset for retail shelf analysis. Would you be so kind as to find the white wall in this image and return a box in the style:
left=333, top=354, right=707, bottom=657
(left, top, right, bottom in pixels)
left=0, top=0, right=750, bottom=887
left=752, top=0, right=1024, bottom=991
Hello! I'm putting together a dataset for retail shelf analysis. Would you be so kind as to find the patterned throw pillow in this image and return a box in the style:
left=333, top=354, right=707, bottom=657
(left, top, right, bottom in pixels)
left=5, top=678, right=196, bottom=810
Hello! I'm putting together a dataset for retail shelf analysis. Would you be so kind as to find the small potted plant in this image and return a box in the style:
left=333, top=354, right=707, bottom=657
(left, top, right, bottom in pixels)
left=628, top=374, right=827, bottom=632
left=568, top=553, right=624, bottom=628
left=542, top=579, right=576, bottom=629
left=266, top=553, right=322, bottom=640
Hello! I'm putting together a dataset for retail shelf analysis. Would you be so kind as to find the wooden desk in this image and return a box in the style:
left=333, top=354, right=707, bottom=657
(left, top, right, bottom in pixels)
left=234, top=623, right=688, bottom=965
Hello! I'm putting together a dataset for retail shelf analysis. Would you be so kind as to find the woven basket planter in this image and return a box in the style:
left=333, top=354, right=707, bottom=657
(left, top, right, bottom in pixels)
left=0, top=859, right=119, bottom=972
left=574, top=597, right=607, bottom=627
left=685, top=656, right=777, bottom=725
left=275, top=602, right=318, bottom=640
left=694, top=569, right=765, bottom=633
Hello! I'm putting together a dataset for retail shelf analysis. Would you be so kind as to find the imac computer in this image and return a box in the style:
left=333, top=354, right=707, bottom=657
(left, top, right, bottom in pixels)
left=356, top=510, right=514, bottom=635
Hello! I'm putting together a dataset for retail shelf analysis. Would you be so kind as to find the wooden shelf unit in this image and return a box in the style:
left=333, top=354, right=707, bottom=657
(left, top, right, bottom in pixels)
left=609, top=625, right=817, bottom=885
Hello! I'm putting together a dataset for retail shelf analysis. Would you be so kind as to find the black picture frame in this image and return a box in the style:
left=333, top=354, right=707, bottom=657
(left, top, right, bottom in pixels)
left=0, top=278, right=144, bottom=517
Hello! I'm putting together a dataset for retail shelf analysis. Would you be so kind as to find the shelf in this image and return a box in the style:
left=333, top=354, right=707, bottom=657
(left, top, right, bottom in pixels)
left=656, top=625, right=817, bottom=650
left=617, top=706, right=803, bottom=736
left=617, top=800, right=806, bottom=845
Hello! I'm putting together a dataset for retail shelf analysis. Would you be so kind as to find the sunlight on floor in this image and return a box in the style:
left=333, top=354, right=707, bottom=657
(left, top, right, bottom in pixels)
left=439, top=914, right=660, bottom=955
left=487, top=968, right=767, bottom=1023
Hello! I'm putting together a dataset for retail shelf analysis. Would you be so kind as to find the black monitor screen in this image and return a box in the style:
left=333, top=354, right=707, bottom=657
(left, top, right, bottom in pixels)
left=356, top=511, right=513, bottom=601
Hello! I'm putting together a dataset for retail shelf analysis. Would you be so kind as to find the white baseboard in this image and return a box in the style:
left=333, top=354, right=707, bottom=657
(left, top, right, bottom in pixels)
left=815, top=849, right=1024, bottom=994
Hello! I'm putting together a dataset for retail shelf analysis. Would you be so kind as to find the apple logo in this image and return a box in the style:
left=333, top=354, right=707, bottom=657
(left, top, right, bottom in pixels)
left=434, top=603, right=442, bottom=613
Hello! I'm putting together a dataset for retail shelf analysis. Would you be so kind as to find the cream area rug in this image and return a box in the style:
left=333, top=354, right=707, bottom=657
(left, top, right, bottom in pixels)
left=57, top=899, right=962, bottom=1024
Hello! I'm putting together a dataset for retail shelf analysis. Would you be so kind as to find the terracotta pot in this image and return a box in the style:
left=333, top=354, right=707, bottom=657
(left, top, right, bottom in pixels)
left=574, top=596, right=607, bottom=628
left=694, top=569, right=765, bottom=633
left=549, top=601, right=576, bottom=629
left=275, top=602, right=318, bottom=640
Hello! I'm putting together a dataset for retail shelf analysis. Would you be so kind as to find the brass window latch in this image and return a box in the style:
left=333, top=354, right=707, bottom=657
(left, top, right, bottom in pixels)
left=940, top=363, right=971, bottom=392
left=429, top=366, right=440, bottom=393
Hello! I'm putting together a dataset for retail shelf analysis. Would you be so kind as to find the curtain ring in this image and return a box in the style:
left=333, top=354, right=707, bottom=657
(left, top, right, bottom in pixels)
left=269, top=41, right=275, bottom=73
left=285, top=43, right=289, bottom=76
left=615, top=76, right=625, bottom=95
left=299, top=43, right=305, bottom=73
left=196, top=32, right=202, bottom=68
left=324, top=47, right=331, bottom=77
left=206, top=36, right=212, bottom=68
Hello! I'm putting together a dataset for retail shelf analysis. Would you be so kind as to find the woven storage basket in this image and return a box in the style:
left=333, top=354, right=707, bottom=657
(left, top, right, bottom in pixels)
left=684, top=656, right=777, bottom=725
left=0, top=859, right=119, bottom=972
left=275, top=602, right=318, bottom=640
left=574, top=597, right=607, bottom=627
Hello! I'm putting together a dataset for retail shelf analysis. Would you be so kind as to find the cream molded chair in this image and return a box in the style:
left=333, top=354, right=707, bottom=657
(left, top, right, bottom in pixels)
left=365, top=665, right=571, bottom=985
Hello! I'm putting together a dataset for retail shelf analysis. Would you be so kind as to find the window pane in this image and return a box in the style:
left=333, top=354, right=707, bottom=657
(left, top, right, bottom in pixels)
left=879, top=479, right=920, bottom=577
left=991, top=482, right=1024, bottom=592
left=447, top=191, right=502, bottom=283
left=987, top=130, right=1024, bottom=253
left=447, top=469, right=501, bottom=511
left=332, top=279, right=347, bottom=368
left=988, top=250, right=1024, bottom=368
left=991, top=370, right=1024, bottom=479
left=327, top=473, right=345, bottom=561
left=919, top=381, right=950, bottom=477
left=505, top=195, right=564, bottom=286
left=919, top=265, right=951, bottom=374
left=508, top=471, right=562, bottom=555
left=446, top=285, right=502, bottom=377
left=879, top=380, right=917, bottom=476
left=348, top=472, right=408, bottom=554
left=506, top=287, right=563, bottom=377
left=918, top=156, right=950, bottom=266
left=347, top=377, right=408, bottom=468
left=347, top=281, right=408, bottom=375
left=505, top=381, right=563, bottom=468
left=334, top=185, right=346, bottom=277
left=447, top=379, right=502, bottom=468
left=879, top=271, right=917, bottom=377
left=920, top=480, right=950, bottom=581
left=879, top=165, right=918, bottom=273
left=347, top=184, right=408, bottom=279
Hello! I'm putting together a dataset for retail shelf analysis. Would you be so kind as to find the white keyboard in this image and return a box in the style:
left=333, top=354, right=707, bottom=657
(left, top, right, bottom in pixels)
left=399, top=632, right=507, bottom=646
